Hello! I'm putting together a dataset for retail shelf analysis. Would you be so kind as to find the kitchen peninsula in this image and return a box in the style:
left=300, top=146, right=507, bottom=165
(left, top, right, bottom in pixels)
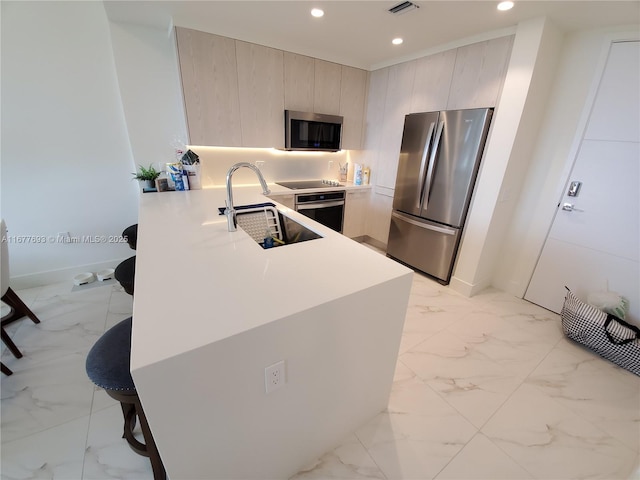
left=130, top=185, right=413, bottom=479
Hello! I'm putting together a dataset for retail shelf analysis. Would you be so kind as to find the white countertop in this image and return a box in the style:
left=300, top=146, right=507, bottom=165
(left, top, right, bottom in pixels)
left=130, top=184, right=410, bottom=372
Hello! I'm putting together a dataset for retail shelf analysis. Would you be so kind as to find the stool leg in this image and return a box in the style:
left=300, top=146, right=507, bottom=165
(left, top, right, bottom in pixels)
left=1, top=362, right=13, bottom=375
left=119, top=402, right=138, bottom=438
left=1, top=287, right=41, bottom=325
left=1, top=326, right=23, bottom=358
left=134, top=396, right=167, bottom=480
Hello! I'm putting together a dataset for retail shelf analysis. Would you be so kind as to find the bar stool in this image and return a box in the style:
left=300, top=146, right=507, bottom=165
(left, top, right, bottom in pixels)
left=114, top=256, right=136, bottom=296
left=122, top=224, right=138, bottom=250
left=86, top=317, right=166, bottom=479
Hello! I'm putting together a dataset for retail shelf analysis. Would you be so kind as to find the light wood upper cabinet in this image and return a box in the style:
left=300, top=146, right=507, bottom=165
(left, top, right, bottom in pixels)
left=447, top=36, right=513, bottom=110
left=377, top=61, right=416, bottom=188
left=313, top=59, right=342, bottom=115
left=236, top=41, right=284, bottom=148
left=176, top=28, right=367, bottom=149
left=340, top=66, right=367, bottom=150
left=176, top=27, right=242, bottom=146
left=362, top=68, right=389, bottom=155
left=284, top=52, right=314, bottom=112
left=411, top=50, right=457, bottom=113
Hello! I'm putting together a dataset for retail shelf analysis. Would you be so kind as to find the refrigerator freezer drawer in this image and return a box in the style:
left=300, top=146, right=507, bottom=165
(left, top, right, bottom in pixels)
left=386, top=211, right=461, bottom=284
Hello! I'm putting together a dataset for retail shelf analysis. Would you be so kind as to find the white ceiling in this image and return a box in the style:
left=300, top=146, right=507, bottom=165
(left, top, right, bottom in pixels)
left=103, top=0, right=640, bottom=70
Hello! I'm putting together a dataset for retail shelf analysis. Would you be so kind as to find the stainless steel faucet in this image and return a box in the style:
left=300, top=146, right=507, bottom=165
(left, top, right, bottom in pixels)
left=225, top=162, right=271, bottom=232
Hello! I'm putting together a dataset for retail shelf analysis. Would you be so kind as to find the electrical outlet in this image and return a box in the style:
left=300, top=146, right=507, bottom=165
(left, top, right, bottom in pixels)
left=264, top=360, right=286, bottom=394
left=328, top=160, right=334, bottom=171
left=255, top=160, right=265, bottom=170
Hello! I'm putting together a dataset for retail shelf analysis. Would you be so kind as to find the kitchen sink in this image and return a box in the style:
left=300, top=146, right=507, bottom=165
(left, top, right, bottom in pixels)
left=218, top=203, right=322, bottom=248
left=276, top=212, right=322, bottom=246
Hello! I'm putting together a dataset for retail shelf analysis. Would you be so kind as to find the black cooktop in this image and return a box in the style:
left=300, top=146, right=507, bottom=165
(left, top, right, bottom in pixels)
left=276, top=180, right=342, bottom=190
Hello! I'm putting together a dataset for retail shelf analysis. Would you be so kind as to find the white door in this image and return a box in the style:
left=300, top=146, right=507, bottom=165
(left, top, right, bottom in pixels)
left=525, top=41, right=640, bottom=325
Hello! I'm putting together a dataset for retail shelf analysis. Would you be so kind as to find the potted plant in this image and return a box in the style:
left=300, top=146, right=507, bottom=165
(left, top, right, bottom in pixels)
left=132, top=164, right=160, bottom=190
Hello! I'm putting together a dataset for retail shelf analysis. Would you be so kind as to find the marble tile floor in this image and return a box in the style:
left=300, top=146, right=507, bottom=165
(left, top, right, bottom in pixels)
left=1, top=268, right=639, bottom=480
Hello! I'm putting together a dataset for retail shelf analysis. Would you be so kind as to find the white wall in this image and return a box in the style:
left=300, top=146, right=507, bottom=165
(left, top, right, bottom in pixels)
left=493, top=25, right=640, bottom=297
left=107, top=22, right=189, bottom=173
left=1, top=1, right=139, bottom=287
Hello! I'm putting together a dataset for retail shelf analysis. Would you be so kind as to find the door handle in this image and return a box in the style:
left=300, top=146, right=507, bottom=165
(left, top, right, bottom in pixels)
left=423, top=120, right=445, bottom=210
left=391, top=211, right=456, bottom=235
left=417, top=122, right=436, bottom=210
left=562, top=203, right=584, bottom=212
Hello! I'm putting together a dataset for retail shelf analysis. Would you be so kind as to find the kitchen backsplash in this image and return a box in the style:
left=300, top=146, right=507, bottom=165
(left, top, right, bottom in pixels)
left=187, top=146, right=365, bottom=187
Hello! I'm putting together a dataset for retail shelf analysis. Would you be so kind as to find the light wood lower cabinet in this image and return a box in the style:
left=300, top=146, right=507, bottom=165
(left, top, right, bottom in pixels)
left=343, top=190, right=369, bottom=239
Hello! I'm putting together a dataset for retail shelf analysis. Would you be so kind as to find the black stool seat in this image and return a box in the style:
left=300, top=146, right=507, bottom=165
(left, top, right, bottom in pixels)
left=115, top=255, right=136, bottom=296
left=86, top=317, right=166, bottom=480
left=122, top=224, right=138, bottom=250
left=86, top=317, right=135, bottom=391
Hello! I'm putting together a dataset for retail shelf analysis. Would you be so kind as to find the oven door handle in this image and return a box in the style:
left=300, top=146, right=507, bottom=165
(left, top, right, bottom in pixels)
left=296, top=200, right=345, bottom=210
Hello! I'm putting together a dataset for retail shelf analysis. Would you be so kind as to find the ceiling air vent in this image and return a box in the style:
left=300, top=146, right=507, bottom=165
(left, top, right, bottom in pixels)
left=388, top=1, right=419, bottom=15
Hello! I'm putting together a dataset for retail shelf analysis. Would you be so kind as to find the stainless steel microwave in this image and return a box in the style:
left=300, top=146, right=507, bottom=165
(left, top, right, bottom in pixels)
left=284, top=110, right=343, bottom=152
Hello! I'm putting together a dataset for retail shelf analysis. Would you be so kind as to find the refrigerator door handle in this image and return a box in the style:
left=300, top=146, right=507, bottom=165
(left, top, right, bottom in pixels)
left=422, top=120, right=445, bottom=210
left=392, top=211, right=456, bottom=235
left=417, top=122, right=436, bottom=210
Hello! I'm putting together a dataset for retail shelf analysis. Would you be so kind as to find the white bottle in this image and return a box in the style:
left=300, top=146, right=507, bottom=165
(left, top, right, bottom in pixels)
left=354, top=164, right=363, bottom=186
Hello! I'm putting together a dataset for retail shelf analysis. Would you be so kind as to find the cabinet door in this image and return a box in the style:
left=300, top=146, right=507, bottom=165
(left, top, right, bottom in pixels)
left=284, top=52, right=314, bottom=112
left=378, top=61, right=416, bottom=188
left=344, top=190, right=369, bottom=238
left=362, top=68, right=389, bottom=163
left=236, top=41, right=284, bottom=148
left=176, top=27, right=241, bottom=146
left=411, top=49, right=456, bottom=113
left=313, top=59, right=341, bottom=115
left=447, top=36, right=513, bottom=110
left=340, top=66, right=367, bottom=150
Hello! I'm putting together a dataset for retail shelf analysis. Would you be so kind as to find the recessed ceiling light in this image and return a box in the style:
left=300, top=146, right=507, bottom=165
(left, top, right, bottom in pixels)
left=311, top=8, right=324, bottom=18
left=497, top=1, right=514, bottom=11
left=392, top=38, right=404, bottom=45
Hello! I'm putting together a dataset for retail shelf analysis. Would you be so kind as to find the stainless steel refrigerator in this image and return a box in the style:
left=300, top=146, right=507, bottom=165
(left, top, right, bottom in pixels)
left=386, top=108, right=493, bottom=284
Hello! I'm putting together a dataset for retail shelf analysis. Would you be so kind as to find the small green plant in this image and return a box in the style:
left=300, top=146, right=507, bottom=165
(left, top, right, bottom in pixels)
left=132, top=164, right=160, bottom=181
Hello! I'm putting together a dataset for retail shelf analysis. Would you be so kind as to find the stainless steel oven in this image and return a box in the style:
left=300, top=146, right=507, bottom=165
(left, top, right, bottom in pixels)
left=295, top=191, right=345, bottom=233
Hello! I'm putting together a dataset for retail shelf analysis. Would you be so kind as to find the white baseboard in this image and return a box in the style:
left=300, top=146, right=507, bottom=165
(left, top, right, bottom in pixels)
left=10, top=258, right=131, bottom=290
left=449, top=275, right=490, bottom=297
